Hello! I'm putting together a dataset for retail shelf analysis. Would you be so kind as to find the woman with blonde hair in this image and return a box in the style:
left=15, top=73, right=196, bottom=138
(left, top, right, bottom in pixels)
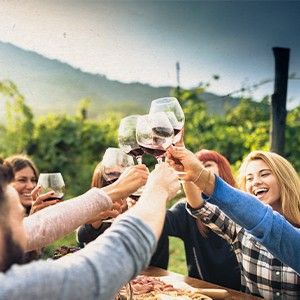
left=238, top=150, right=300, bottom=227
left=168, top=147, right=300, bottom=299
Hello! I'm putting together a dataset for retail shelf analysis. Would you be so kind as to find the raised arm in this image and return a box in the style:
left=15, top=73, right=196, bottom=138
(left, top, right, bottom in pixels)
left=167, top=146, right=300, bottom=274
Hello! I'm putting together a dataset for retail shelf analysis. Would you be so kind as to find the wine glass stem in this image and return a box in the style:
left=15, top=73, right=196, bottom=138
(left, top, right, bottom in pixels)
left=157, top=157, right=163, bottom=164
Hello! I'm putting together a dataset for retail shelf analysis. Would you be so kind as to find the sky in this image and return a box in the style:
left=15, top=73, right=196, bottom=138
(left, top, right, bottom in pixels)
left=0, top=0, right=300, bottom=108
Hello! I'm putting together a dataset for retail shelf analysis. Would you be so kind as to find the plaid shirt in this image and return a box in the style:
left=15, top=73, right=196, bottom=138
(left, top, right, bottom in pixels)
left=187, top=202, right=300, bottom=299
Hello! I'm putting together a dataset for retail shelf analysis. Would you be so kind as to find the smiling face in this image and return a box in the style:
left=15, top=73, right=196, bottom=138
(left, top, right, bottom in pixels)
left=11, top=167, right=37, bottom=208
left=245, top=159, right=281, bottom=212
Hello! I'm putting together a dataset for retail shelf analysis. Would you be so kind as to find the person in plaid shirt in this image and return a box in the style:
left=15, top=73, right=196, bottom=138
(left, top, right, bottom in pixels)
left=167, top=148, right=300, bottom=299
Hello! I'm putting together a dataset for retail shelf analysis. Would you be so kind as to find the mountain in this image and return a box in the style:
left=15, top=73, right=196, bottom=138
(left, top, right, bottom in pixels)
left=0, top=41, right=240, bottom=120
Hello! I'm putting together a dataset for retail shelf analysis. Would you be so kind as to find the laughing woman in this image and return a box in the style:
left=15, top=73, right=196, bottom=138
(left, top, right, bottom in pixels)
left=167, top=148, right=300, bottom=299
left=3, top=155, right=60, bottom=215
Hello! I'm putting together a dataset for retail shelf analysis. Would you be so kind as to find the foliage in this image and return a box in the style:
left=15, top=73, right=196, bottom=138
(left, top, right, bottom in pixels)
left=1, top=80, right=299, bottom=275
left=29, top=111, right=121, bottom=197
left=285, top=106, right=300, bottom=170
left=0, top=80, right=34, bottom=155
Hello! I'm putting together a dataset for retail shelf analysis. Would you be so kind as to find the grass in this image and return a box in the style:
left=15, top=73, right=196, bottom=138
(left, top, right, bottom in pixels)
left=43, top=232, right=78, bottom=258
left=169, top=237, right=188, bottom=275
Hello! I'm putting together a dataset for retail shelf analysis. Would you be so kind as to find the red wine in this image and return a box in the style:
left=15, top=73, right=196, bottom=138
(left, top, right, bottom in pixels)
left=45, top=195, right=64, bottom=201
left=103, top=171, right=122, bottom=186
left=105, top=178, right=119, bottom=185
left=139, top=145, right=166, bottom=157
left=152, top=126, right=173, bottom=137
left=173, top=128, right=181, bottom=136
left=130, top=194, right=140, bottom=201
left=126, top=147, right=144, bottom=158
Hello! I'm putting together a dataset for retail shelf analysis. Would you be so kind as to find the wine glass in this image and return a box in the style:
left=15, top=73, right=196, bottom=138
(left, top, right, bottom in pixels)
left=37, top=173, right=65, bottom=200
left=136, top=112, right=174, bottom=164
left=102, top=147, right=143, bottom=201
left=101, top=147, right=135, bottom=184
left=101, top=148, right=137, bottom=221
left=149, top=97, right=185, bottom=144
left=118, top=115, right=144, bottom=164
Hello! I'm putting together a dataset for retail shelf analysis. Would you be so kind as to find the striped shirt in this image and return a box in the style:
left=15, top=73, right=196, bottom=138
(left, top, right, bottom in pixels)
left=187, top=202, right=300, bottom=299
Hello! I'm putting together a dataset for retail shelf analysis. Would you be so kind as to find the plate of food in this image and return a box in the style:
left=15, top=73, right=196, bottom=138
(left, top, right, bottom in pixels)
left=116, top=275, right=213, bottom=300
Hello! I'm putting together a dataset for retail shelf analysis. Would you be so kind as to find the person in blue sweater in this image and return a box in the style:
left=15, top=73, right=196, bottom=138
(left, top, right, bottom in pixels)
left=167, top=147, right=300, bottom=299
left=150, top=150, right=240, bottom=290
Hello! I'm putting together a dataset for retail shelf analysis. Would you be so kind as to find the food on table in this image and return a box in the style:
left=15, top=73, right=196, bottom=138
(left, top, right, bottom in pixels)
left=52, top=245, right=81, bottom=259
left=116, top=275, right=212, bottom=300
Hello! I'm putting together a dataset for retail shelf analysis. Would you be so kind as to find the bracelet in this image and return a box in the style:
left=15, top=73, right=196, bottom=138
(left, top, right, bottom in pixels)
left=193, top=168, right=205, bottom=183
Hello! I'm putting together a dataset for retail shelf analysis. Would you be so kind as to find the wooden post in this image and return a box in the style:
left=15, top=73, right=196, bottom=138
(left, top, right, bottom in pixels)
left=270, top=47, right=290, bottom=155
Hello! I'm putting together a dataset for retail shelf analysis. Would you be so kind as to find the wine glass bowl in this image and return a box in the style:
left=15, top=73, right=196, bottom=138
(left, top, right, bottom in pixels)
left=149, top=97, right=185, bottom=144
left=136, top=112, right=174, bottom=163
left=118, top=115, right=144, bottom=164
left=37, top=173, right=65, bottom=200
left=101, top=147, right=135, bottom=184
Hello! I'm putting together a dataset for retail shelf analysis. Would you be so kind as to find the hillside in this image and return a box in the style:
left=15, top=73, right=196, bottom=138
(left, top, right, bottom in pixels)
left=0, top=41, right=240, bottom=120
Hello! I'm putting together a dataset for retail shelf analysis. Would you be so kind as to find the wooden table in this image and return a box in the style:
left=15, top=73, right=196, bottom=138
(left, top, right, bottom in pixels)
left=142, top=266, right=261, bottom=300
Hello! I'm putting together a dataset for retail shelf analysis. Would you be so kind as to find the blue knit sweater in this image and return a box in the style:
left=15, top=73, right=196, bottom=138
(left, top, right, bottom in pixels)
left=204, top=175, right=300, bottom=275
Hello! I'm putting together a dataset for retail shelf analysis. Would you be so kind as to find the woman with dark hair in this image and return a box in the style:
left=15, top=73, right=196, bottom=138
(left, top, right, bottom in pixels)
left=3, top=155, right=59, bottom=215
left=151, top=149, right=241, bottom=290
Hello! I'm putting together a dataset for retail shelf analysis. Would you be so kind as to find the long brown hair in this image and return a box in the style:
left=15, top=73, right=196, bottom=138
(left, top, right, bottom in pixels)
left=3, top=155, right=39, bottom=181
left=194, top=150, right=236, bottom=236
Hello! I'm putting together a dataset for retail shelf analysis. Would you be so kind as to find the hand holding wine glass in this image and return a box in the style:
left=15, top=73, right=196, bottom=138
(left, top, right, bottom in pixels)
left=30, top=172, right=65, bottom=214
left=101, top=147, right=135, bottom=185
left=37, top=173, right=65, bottom=200
left=101, top=148, right=145, bottom=220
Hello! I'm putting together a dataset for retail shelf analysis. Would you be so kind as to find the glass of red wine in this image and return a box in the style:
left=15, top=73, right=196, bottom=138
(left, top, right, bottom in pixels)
left=136, top=112, right=174, bottom=164
left=101, top=147, right=135, bottom=184
left=118, top=115, right=144, bottom=164
left=101, top=148, right=139, bottom=220
left=37, top=173, right=65, bottom=201
left=149, top=97, right=185, bottom=144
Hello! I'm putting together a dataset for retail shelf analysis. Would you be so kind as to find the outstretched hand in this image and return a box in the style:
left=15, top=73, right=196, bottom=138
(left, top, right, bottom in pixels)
left=86, top=198, right=126, bottom=227
left=166, top=146, right=202, bottom=182
left=105, top=164, right=149, bottom=201
left=30, top=185, right=61, bottom=215
left=143, top=163, right=180, bottom=201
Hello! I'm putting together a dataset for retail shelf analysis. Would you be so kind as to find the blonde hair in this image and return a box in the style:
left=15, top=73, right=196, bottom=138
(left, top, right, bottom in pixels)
left=238, top=150, right=300, bottom=227
left=91, top=162, right=105, bottom=188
